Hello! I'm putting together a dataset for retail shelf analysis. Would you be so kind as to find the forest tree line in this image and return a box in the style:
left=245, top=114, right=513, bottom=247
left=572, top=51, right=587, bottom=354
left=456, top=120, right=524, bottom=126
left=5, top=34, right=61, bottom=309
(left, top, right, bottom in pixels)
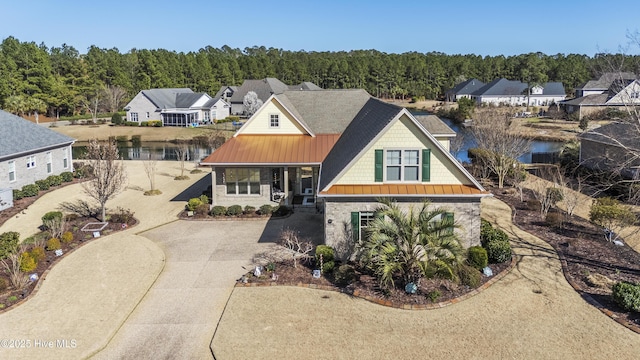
left=1, top=36, right=639, bottom=118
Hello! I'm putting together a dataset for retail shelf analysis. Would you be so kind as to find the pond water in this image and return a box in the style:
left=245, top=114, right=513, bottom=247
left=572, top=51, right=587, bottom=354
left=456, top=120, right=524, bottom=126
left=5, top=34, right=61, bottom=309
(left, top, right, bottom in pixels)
left=73, top=141, right=213, bottom=162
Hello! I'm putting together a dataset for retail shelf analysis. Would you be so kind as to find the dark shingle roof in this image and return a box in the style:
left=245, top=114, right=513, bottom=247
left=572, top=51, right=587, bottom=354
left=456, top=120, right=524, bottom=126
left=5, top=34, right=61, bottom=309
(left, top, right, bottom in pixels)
left=580, top=122, right=640, bottom=151
left=447, top=79, right=485, bottom=95
left=0, top=110, right=75, bottom=160
left=319, top=99, right=402, bottom=190
left=214, top=86, right=237, bottom=98
left=414, top=115, right=456, bottom=135
left=289, top=82, right=323, bottom=91
left=473, top=78, right=527, bottom=96
left=541, top=82, right=566, bottom=96
left=203, top=97, right=224, bottom=108
left=142, top=88, right=193, bottom=109
left=578, top=72, right=637, bottom=90
left=229, top=78, right=290, bottom=104
left=175, top=93, right=206, bottom=108
left=275, top=89, right=372, bottom=134
left=562, top=94, right=609, bottom=106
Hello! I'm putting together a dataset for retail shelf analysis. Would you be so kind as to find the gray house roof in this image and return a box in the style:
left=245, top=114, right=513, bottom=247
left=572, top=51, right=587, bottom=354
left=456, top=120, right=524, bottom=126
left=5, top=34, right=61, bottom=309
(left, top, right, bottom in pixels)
left=446, top=79, right=485, bottom=96
left=289, top=82, right=322, bottom=91
left=141, top=88, right=193, bottom=109
left=414, top=115, right=456, bottom=136
left=229, top=78, right=322, bottom=104
left=473, top=78, right=565, bottom=97
left=580, top=122, right=640, bottom=151
left=214, top=86, right=238, bottom=98
left=0, top=110, right=75, bottom=161
left=562, top=94, right=609, bottom=106
left=541, top=82, right=566, bottom=96
left=578, top=72, right=637, bottom=91
left=319, top=98, right=403, bottom=190
left=275, top=89, right=372, bottom=134
left=203, top=97, right=226, bottom=108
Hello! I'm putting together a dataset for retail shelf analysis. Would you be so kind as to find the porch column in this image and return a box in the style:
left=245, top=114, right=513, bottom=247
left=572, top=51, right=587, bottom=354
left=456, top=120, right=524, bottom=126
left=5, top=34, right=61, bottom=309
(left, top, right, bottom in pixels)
left=283, top=166, right=289, bottom=205
left=211, top=167, right=217, bottom=205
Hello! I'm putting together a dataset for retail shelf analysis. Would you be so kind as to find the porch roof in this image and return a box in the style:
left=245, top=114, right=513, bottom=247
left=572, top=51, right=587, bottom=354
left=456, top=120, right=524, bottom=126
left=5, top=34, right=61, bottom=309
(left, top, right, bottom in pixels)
left=200, top=134, right=340, bottom=165
left=318, top=184, right=489, bottom=197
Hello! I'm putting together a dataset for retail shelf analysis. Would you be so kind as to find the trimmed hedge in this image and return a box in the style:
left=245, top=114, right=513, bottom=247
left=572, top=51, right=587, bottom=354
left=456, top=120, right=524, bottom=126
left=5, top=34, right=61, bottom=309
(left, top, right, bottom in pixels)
left=35, top=179, right=50, bottom=191
left=480, top=219, right=512, bottom=264
left=60, top=171, right=74, bottom=182
left=210, top=206, right=227, bottom=216
left=259, top=204, right=274, bottom=216
left=467, top=246, right=488, bottom=270
left=226, top=205, right=243, bottom=216
left=21, top=184, right=40, bottom=197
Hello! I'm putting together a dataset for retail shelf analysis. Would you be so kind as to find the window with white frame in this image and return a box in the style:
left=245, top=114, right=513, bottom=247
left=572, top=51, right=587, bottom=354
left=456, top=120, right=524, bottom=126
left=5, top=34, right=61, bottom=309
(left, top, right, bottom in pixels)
left=46, top=152, right=52, bottom=173
left=8, top=160, right=16, bottom=182
left=203, top=111, right=210, bottom=122
left=385, top=149, right=419, bottom=181
left=27, top=155, right=36, bottom=169
left=269, top=114, right=279, bottom=128
left=63, top=147, right=69, bottom=169
left=130, top=112, right=139, bottom=122
left=225, top=168, right=260, bottom=195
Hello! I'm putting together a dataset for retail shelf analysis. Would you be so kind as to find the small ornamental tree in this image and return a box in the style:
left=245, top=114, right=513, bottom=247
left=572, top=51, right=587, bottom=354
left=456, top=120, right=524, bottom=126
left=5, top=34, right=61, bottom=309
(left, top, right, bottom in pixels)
left=589, top=197, right=636, bottom=242
left=82, top=139, right=127, bottom=221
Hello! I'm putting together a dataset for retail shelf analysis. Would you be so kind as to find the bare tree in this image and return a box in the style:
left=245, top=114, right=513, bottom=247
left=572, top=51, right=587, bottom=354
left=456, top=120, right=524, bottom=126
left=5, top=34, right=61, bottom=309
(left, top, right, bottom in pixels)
left=78, top=90, right=102, bottom=123
left=101, top=85, right=128, bottom=113
left=559, top=175, right=587, bottom=218
left=82, top=139, right=127, bottom=221
left=471, top=108, right=531, bottom=188
left=278, top=228, right=313, bottom=268
left=243, top=91, right=263, bottom=116
left=174, top=141, right=190, bottom=180
left=143, top=154, right=160, bottom=195
left=528, top=166, right=564, bottom=219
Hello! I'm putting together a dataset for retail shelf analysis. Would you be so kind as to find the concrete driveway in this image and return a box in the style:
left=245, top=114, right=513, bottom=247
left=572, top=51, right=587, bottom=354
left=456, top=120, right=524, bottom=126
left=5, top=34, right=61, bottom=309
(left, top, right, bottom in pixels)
left=93, top=210, right=322, bottom=359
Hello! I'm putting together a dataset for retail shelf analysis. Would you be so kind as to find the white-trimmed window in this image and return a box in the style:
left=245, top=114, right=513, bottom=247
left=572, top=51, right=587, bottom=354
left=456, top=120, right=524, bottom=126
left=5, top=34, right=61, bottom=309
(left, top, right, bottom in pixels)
left=203, top=111, right=210, bottom=122
left=225, top=168, right=260, bottom=195
left=269, top=114, right=279, bottom=128
left=385, top=149, right=420, bottom=181
left=8, top=160, right=16, bottom=182
left=27, top=155, right=36, bottom=169
left=63, top=147, right=69, bottom=169
left=130, top=112, right=139, bottom=122
left=46, top=152, right=52, bottom=173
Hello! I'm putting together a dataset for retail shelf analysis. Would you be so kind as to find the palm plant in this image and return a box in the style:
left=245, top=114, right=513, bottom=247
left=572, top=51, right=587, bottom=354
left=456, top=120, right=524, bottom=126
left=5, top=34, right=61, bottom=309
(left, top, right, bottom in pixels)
left=357, top=198, right=464, bottom=290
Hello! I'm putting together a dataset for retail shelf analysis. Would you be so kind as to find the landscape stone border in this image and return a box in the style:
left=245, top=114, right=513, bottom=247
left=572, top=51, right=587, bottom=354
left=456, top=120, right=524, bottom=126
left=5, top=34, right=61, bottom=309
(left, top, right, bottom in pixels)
left=235, top=255, right=517, bottom=310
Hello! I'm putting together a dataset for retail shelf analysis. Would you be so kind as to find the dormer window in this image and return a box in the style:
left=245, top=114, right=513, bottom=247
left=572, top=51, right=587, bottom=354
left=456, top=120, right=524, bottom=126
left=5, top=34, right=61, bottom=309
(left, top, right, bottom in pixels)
left=270, top=114, right=279, bottom=128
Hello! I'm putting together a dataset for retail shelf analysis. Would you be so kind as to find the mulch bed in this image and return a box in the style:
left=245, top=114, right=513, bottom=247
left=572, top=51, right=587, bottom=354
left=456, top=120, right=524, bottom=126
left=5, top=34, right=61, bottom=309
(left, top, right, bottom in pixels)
left=0, top=215, right=137, bottom=312
left=239, top=256, right=512, bottom=307
left=492, top=187, right=640, bottom=330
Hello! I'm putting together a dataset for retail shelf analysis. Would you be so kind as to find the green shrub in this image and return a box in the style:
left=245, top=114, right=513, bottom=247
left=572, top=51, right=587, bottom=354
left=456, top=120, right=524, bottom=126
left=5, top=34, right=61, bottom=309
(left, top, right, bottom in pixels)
left=20, top=252, right=37, bottom=272
left=60, top=171, right=74, bottom=182
left=13, top=189, right=24, bottom=200
left=42, top=211, right=63, bottom=226
left=322, top=260, right=335, bottom=274
left=198, top=194, right=209, bottom=204
left=480, top=220, right=509, bottom=246
left=186, top=197, right=203, bottom=212
left=111, top=113, right=123, bottom=125
left=0, top=232, right=20, bottom=259
left=21, top=184, right=40, bottom=197
left=333, top=264, right=357, bottom=286
left=458, top=264, right=482, bottom=288
left=315, top=245, right=335, bottom=265
left=244, top=205, right=256, bottom=215
left=612, top=282, right=640, bottom=313
left=30, top=246, right=45, bottom=262
left=61, top=231, right=74, bottom=244
left=140, top=120, right=162, bottom=127
left=45, top=238, right=61, bottom=251
left=35, top=179, right=50, bottom=191
left=485, top=240, right=512, bottom=264
left=226, top=205, right=243, bottom=216
left=259, top=204, right=274, bottom=216
left=124, top=121, right=139, bottom=126
left=47, top=175, right=63, bottom=187
left=210, top=206, right=227, bottom=216
left=427, top=289, right=442, bottom=303
left=467, top=246, right=488, bottom=270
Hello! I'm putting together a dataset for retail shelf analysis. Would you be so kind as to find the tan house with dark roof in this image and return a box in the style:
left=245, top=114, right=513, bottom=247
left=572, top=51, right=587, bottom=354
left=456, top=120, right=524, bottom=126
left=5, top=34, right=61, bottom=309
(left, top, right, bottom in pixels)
left=201, top=90, right=489, bottom=255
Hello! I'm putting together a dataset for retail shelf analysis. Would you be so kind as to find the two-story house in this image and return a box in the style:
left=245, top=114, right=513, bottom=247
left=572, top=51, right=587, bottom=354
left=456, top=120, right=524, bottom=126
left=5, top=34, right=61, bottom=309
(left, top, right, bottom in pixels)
left=200, top=89, right=489, bottom=255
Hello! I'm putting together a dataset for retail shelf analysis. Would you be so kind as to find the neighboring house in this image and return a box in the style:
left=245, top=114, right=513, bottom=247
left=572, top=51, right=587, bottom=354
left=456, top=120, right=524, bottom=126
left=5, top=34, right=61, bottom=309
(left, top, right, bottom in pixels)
left=574, top=72, right=636, bottom=97
left=471, top=78, right=566, bottom=106
left=563, top=77, right=640, bottom=119
left=124, top=88, right=230, bottom=126
left=579, top=121, right=640, bottom=179
left=200, top=90, right=489, bottom=254
left=445, top=79, right=485, bottom=102
left=214, top=85, right=238, bottom=102
left=0, top=110, right=75, bottom=193
left=228, top=78, right=322, bottom=115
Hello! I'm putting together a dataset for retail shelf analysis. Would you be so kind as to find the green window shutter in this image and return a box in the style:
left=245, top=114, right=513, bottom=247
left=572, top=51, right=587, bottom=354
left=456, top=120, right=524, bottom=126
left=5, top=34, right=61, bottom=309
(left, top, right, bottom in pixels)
left=351, top=212, right=360, bottom=242
left=375, top=149, right=383, bottom=182
left=444, top=212, right=454, bottom=235
left=422, top=149, right=431, bottom=182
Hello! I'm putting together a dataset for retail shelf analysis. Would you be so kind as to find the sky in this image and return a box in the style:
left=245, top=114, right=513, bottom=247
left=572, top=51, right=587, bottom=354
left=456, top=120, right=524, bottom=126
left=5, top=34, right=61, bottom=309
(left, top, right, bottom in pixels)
left=1, top=0, right=639, bottom=56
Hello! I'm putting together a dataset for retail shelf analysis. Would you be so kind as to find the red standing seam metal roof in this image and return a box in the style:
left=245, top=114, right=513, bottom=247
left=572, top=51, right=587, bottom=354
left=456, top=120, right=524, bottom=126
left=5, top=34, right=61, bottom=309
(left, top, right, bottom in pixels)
left=319, top=184, right=488, bottom=196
